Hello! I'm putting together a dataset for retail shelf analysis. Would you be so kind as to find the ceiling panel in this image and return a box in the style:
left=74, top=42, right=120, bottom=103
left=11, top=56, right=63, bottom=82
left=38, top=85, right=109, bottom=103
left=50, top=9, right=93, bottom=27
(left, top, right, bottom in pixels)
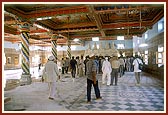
left=4, top=3, right=164, bottom=46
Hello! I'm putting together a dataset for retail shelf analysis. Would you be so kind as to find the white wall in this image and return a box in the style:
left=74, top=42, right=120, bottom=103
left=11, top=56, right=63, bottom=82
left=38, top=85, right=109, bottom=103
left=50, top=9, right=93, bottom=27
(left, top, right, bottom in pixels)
left=132, top=17, right=164, bottom=55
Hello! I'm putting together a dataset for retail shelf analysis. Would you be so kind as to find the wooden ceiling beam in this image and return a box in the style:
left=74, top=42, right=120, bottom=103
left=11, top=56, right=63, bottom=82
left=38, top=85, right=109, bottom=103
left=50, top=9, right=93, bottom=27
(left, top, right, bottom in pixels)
left=52, top=22, right=96, bottom=29
left=5, top=6, right=89, bottom=19
left=151, top=10, right=164, bottom=25
left=70, top=33, right=101, bottom=38
left=88, top=5, right=106, bottom=37
left=102, top=21, right=153, bottom=29
left=30, top=29, right=48, bottom=33
left=4, top=25, right=18, bottom=35
left=4, top=38, right=20, bottom=43
left=106, top=29, right=146, bottom=36
left=94, top=5, right=164, bottom=14
left=55, top=27, right=98, bottom=33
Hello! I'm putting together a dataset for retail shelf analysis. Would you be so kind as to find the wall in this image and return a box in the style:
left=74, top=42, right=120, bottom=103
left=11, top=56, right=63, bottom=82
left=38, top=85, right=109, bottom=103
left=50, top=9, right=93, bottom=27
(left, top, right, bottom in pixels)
left=85, top=40, right=133, bottom=50
left=4, top=48, right=85, bottom=70
left=132, top=17, right=165, bottom=80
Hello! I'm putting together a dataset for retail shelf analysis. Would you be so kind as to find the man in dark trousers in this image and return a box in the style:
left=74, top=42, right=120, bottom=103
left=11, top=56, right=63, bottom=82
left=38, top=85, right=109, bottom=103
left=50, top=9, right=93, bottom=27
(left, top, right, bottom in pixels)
left=84, top=55, right=89, bottom=75
left=70, top=56, right=77, bottom=82
left=86, top=54, right=102, bottom=103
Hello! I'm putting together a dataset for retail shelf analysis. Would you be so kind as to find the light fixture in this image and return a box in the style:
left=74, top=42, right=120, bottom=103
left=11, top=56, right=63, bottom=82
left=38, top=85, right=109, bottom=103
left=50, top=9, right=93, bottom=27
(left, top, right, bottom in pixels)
left=139, top=43, right=148, bottom=47
left=92, top=37, right=99, bottom=41
left=73, top=38, right=79, bottom=42
left=117, top=36, right=124, bottom=40
left=36, top=17, right=52, bottom=21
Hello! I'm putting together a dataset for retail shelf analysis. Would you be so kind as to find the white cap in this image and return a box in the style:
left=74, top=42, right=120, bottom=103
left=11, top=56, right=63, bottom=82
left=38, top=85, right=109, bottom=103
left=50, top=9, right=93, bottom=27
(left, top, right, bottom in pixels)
left=48, top=56, right=55, bottom=61
left=90, top=53, right=95, bottom=57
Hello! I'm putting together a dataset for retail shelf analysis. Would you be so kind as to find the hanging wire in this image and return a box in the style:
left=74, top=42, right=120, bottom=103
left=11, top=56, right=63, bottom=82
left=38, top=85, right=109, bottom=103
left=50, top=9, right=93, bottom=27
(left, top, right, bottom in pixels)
left=67, top=16, right=70, bottom=40
left=140, top=6, right=142, bottom=29
left=127, top=9, right=129, bottom=39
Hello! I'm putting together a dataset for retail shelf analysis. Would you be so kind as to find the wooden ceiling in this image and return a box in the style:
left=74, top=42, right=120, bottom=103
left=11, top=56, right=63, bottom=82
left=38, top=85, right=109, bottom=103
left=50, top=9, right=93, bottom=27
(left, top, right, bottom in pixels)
left=4, top=3, right=164, bottom=46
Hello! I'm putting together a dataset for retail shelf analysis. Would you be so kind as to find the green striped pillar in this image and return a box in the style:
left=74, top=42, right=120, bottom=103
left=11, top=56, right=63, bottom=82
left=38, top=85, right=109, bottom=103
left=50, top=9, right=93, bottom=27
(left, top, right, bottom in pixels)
left=51, top=34, right=58, bottom=60
left=67, top=40, right=71, bottom=59
left=19, top=22, right=31, bottom=85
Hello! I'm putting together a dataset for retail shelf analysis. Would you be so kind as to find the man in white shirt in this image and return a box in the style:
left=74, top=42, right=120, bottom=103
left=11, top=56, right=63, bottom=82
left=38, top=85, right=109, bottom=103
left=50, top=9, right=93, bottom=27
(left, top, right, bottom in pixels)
left=133, top=55, right=143, bottom=86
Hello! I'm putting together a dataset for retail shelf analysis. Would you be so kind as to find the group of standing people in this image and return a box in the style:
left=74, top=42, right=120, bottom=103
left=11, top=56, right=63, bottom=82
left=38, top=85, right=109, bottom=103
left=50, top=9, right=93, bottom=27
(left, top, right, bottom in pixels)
left=42, top=53, right=143, bottom=102
left=102, top=55, right=120, bottom=86
left=101, top=54, right=143, bottom=86
left=60, top=56, right=84, bottom=81
left=60, top=57, right=70, bottom=74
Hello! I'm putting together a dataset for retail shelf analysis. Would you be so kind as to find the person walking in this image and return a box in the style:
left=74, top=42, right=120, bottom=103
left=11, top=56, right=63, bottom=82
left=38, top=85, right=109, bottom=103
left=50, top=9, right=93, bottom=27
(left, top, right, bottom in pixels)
left=43, top=55, right=60, bottom=100
left=110, top=54, right=120, bottom=86
left=60, top=58, right=65, bottom=74
left=38, top=58, right=42, bottom=71
left=94, top=56, right=99, bottom=74
left=102, top=56, right=112, bottom=86
left=76, top=56, right=80, bottom=77
left=130, top=56, right=134, bottom=72
left=64, top=57, right=70, bottom=74
left=126, top=56, right=131, bottom=72
left=118, top=56, right=125, bottom=77
left=133, top=54, right=143, bottom=86
left=79, top=55, right=84, bottom=77
left=86, top=54, right=102, bottom=103
left=70, top=56, right=77, bottom=82
left=84, top=56, right=89, bottom=75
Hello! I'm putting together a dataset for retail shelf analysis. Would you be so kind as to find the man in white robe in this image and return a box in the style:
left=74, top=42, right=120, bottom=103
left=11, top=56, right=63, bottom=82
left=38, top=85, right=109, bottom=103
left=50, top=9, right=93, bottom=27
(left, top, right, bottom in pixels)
left=102, top=57, right=112, bottom=86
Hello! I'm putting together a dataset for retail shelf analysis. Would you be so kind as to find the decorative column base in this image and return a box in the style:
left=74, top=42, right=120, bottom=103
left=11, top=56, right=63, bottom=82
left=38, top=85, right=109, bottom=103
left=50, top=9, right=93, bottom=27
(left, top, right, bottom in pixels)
left=20, top=74, right=32, bottom=86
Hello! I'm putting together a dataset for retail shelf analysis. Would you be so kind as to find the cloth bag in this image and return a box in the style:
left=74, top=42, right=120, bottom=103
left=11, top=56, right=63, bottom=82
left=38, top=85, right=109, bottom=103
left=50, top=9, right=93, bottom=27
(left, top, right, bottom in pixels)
left=136, top=59, right=143, bottom=70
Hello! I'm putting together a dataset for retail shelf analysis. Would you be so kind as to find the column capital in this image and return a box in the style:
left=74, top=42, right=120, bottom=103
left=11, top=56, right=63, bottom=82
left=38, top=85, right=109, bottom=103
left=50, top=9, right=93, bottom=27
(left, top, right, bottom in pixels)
left=51, top=34, right=59, bottom=41
left=14, top=16, right=31, bottom=32
left=18, top=22, right=31, bottom=32
left=48, top=30, right=57, bottom=35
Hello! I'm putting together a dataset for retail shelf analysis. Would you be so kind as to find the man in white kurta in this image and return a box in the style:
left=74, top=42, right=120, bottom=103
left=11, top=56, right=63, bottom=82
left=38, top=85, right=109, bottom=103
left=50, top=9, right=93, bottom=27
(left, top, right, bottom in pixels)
left=133, top=55, right=143, bottom=86
left=43, top=56, right=60, bottom=100
left=102, top=57, right=112, bottom=86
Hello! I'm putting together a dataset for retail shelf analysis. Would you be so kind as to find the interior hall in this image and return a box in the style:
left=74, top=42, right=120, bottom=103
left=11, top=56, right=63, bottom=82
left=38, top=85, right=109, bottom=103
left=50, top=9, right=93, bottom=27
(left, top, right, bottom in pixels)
left=3, top=3, right=165, bottom=112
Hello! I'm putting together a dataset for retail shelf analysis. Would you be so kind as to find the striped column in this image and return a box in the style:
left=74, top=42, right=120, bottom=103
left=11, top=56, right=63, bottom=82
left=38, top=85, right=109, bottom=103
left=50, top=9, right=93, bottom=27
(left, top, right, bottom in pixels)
left=51, top=34, right=58, bottom=60
left=20, top=22, right=30, bottom=75
left=19, top=22, right=31, bottom=85
left=67, top=40, right=71, bottom=59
